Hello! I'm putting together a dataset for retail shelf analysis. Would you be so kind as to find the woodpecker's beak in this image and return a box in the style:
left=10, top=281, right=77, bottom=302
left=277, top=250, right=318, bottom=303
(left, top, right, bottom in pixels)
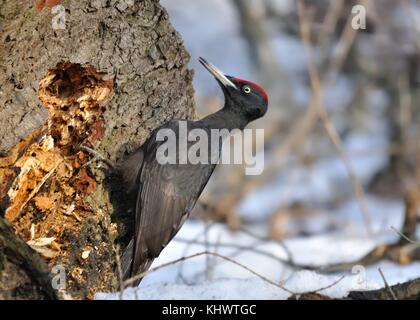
left=199, top=57, right=238, bottom=90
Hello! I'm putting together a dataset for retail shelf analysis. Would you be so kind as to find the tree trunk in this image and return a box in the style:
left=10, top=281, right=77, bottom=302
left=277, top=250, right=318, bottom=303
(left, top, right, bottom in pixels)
left=0, top=0, right=196, bottom=299
left=0, top=216, right=58, bottom=300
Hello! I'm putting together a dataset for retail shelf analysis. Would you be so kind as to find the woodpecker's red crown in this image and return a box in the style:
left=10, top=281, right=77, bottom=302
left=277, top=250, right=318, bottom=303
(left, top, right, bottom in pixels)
left=233, top=78, right=268, bottom=106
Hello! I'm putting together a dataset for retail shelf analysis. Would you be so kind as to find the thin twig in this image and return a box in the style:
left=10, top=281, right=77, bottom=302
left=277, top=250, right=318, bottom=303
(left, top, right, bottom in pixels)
left=175, top=222, right=216, bottom=284
left=401, top=0, right=420, bottom=53
left=378, top=268, right=397, bottom=300
left=324, top=10, right=358, bottom=84
left=318, top=0, right=344, bottom=47
left=80, top=145, right=115, bottom=168
left=173, top=238, right=296, bottom=268
left=239, top=226, right=295, bottom=265
left=313, top=275, right=346, bottom=294
left=123, top=251, right=295, bottom=294
left=390, top=226, right=420, bottom=245
left=181, top=238, right=273, bottom=282
left=204, top=221, right=211, bottom=280
left=211, top=229, right=223, bottom=280
left=289, top=276, right=346, bottom=297
left=114, top=245, right=124, bottom=300
left=197, top=201, right=295, bottom=265
left=18, top=159, right=62, bottom=215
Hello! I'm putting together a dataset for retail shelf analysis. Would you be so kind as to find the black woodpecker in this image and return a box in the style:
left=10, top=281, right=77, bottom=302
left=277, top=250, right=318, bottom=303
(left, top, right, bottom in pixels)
left=120, top=57, right=268, bottom=285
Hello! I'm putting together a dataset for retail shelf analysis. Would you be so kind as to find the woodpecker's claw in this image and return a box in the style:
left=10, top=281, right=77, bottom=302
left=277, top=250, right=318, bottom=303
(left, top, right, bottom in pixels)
left=80, top=145, right=115, bottom=169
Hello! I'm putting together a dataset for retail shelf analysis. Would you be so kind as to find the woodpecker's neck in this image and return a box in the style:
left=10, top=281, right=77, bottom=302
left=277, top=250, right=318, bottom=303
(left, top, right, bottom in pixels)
left=199, top=104, right=249, bottom=131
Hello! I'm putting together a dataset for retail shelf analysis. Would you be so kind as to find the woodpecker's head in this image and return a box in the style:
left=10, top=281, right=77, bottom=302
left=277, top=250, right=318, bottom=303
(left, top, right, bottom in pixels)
left=199, top=57, right=268, bottom=121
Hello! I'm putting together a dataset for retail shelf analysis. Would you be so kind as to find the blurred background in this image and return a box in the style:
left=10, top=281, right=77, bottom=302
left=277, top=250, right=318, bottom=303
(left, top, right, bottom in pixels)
left=103, top=0, right=420, bottom=299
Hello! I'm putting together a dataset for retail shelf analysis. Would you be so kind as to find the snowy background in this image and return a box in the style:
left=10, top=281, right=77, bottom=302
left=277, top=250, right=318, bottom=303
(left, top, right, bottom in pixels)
left=98, top=0, right=420, bottom=299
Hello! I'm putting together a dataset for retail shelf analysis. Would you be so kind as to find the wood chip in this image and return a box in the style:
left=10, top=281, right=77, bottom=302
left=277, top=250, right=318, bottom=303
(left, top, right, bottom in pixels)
left=81, top=250, right=91, bottom=259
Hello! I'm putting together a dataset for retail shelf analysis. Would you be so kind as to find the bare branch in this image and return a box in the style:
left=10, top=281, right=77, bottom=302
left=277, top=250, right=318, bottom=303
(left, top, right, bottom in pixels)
left=173, top=237, right=295, bottom=268
left=123, top=251, right=295, bottom=294
left=114, top=245, right=124, bottom=300
left=378, top=268, right=397, bottom=300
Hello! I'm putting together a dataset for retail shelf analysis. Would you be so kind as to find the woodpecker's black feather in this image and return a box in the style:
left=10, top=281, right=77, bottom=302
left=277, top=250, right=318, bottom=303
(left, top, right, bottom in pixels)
left=120, top=58, right=268, bottom=285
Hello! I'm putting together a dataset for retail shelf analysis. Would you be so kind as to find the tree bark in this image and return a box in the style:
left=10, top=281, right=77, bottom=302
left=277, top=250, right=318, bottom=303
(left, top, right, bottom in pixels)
left=290, top=278, right=420, bottom=300
left=0, top=0, right=196, bottom=299
left=0, top=216, right=58, bottom=300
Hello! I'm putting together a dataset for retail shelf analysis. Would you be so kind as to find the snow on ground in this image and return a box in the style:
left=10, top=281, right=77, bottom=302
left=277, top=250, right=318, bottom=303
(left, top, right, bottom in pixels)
left=97, top=278, right=288, bottom=300
left=97, top=197, right=420, bottom=300
left=96, top=273, right=381, bottom=300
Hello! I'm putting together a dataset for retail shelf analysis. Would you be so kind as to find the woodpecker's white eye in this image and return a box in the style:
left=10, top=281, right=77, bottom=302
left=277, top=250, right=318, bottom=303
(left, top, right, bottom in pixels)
left=242, top=85, right=251, bottom=94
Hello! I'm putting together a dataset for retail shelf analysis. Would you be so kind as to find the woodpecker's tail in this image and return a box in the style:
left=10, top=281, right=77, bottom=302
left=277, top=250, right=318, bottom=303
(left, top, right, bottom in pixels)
left=120, top=238, right=153, bottom=287
left=121, top=238, right=134, bottom=280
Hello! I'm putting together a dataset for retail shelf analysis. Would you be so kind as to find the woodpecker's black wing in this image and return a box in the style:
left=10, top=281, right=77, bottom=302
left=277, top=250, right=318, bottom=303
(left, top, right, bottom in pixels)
left=118, top=145, right=144, bottom=198
left=118, top=144, right=145, bottom=279
left=125, top=121, right=216, bottom=282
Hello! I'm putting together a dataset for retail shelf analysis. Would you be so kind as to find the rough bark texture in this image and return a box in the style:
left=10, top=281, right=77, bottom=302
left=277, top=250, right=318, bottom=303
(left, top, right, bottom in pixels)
left=0, top=0, right=196, bottom=157
left=0, top=216, right=58, bottom=300
left=291, top=278, right=420, bottom=300
left=348, top=278, right=420, bottom=300
left=0, top=0, right=196, bottom=299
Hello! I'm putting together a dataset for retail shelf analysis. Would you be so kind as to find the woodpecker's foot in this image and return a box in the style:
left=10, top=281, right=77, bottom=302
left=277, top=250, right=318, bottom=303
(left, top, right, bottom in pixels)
left=80, top=145, right=115, bottom=169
